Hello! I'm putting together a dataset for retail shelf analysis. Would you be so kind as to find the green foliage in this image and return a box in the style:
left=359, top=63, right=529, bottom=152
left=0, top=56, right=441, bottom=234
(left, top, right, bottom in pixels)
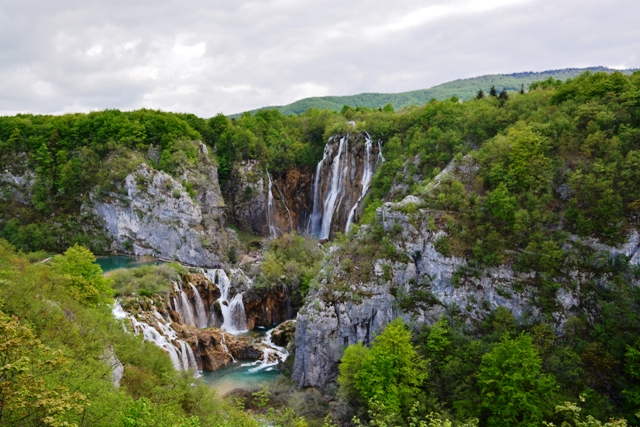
left=109, top=263, right=187, bottom=297
left=0, top=307, right=87, bottom=427
left=478, top=333, right=557, bottom=427
left=231, top=67, right=631, bottom=116
left=50, top=243, right=114, bottom=305
left=338, top=318, right=428, bottom=418
left=254, top=233, right=323, bottom=299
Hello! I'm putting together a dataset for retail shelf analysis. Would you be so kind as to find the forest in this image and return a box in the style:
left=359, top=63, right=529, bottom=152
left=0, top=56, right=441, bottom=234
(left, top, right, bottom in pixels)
left=2, top=70, right=640, bottom=426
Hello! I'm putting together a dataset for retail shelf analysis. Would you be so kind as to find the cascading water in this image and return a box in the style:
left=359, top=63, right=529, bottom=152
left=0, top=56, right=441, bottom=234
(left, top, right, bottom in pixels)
left=267, top=173, right=278, bottom=238
left=345, top=135, right=374, bottom=233
left=308, top=134, right=383, bottom=239
left=173, top=281, right=196, bottom=327
left=203, top=269, right=248, bottom=334
left=112, top=301, right=199, bottom=374
left=189, top=282, right=208, bottom=328
left=308, top=136, right=349, bottom=240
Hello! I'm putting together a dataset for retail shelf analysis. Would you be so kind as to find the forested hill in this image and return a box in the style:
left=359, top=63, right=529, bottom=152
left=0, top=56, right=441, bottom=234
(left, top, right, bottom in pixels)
left=231, top=66, right=637, bottom=117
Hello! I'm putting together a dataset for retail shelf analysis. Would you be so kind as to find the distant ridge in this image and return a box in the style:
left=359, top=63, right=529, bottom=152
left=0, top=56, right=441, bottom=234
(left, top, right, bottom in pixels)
left=230, top=66, right=637, bottom=118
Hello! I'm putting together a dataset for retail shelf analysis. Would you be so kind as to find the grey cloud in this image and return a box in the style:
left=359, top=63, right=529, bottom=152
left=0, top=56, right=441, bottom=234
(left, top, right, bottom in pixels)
left=0, top=0, right=638, bottom=116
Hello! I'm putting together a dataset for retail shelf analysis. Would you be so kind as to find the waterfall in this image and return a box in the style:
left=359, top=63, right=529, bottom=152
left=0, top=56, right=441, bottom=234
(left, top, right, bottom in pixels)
left=220, top=332, right=236, bottom=362
left=113, top=301, right=194, bottom=373
left=189, top=283, right=208, bottom=328
left=172, top=281, right=196, bottom=327
left=202, top=269, right=248, bottom=334
left=345, top=135, right=374, bottom=233
left=308, top=144, right=328, bottom=235
left=308, top=134, right=383, bottom=239
left=319, top=136, right=348, bottom=240
left=243, top=328, right=289, bottom=373
left=267, top=173, right=278, bottom=238
left=308, top=136, right=350, bottom=240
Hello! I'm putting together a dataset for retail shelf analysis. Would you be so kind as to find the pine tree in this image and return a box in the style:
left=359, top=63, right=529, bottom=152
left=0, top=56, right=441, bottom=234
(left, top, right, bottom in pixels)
left=489, top=85, right=497, bottom=97
left=476, top=89, right=485, bottom=99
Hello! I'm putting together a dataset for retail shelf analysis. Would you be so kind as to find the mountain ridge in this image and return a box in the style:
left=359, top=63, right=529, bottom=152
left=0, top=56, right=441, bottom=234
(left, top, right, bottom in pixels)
left=229, top=66, right=637, bottom=117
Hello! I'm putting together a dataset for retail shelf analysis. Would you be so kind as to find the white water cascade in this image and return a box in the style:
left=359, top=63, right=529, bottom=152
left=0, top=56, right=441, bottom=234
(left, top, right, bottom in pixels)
left=308, top=134, right=383, bottom=239
left=112, top=301, right=199, bottom=374
left=203, top=269, right=248, bottom=334
left=345, top=135, right=374, bottom=233
left=308, top=136, right=350, bottom=239
left=267, top=173, right=278, bottom=238
left=173, top=281, right=196, bottom=327
left=242, top=328, right=289, bottom=373
left=189, top=282, right=208, bottom=328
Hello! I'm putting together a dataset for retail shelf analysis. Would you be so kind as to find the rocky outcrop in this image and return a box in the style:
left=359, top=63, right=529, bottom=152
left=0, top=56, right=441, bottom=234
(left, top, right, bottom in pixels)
left=243, top=285, right=294, bottom=330
left=0, top=169, right=34, bottom=204
left=271, top=320, right=296, bottom=348
left=174, top=324, right=262, bottom=371
left=91, top=141, right=233, bottom=267
left=292, top=156, right=640, bottom=388
left=222, top=160, right=314, bottom=237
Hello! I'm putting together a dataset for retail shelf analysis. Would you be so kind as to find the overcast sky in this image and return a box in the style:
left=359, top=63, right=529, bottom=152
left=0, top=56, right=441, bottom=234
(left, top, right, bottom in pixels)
left=0, top=0, right=638, bottom=117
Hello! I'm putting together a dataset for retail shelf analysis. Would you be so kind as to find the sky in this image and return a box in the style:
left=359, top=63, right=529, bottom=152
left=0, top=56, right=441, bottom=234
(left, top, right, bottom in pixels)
left=0, top=0, right=638, bottom=117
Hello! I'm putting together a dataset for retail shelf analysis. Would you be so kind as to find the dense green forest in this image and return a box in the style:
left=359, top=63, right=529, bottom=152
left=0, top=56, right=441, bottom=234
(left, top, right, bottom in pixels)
left=3, top=69, right=640, bottom=426
left=230, top=67, right=636, bottom=117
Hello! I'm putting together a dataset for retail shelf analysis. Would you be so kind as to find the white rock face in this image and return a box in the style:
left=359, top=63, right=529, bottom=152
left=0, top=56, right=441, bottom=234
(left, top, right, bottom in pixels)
left=292, top=193, right=640, bottom=389
left=0, top=169, right=34, bottom=204
left=91, top=150, right=229, bottom=267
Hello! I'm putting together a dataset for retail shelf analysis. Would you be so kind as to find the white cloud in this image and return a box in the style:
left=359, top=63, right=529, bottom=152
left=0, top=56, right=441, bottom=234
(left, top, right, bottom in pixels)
left=0, top=0, right=637, bottom=116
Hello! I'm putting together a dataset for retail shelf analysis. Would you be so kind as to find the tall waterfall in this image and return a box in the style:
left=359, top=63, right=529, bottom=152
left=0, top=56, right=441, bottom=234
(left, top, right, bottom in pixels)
left=345, top=135, right=374, bottom=233
left=309, top=136, right=349, bottom=239
left=308, top=134, right=382, bottom=240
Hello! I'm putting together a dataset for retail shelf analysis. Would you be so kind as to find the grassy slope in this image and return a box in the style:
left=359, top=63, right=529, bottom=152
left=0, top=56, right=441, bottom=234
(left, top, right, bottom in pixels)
left=230, top=66, right=637, bottom=117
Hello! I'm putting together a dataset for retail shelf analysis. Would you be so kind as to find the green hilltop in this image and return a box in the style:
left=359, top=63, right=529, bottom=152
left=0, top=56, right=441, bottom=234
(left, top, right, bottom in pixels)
left=231, top=66, right=637, bottom=117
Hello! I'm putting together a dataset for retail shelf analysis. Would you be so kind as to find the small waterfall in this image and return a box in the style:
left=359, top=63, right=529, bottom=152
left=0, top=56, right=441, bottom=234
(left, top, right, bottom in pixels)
left=345, top=136, right=374, bottom=233
left=242, top=328, right=289, bottom=373
left=202, top=269, right=248, bottom=334
left=113, top=301, right=197, bottom=373
left=220, top=332, right=236, bottom=362
left=189, top=283, right=208, bottom=328
left=172, top=281, right=196, bottom=327
left=267, top=173, right=278, bottom=238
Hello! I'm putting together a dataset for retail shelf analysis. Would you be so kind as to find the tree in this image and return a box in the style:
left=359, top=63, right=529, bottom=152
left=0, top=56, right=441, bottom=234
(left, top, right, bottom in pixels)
left=338, top=318, right=428, bottom=417
left=50, top=243, right=113, bottom=305
left=477, top=89, right=485, bottom=99
left=489, top=85, right=498, bottom=97
left=519, top=84, right=525, bottom=95
left=478, top=333, right=557, bottom=427
left=0, top=308, right=87, bottom=426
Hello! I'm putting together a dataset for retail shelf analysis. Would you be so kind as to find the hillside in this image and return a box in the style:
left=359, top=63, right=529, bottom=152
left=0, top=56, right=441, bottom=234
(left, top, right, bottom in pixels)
left=230, top=66, right=637, bottom=117
left=3, top=69, right=640, bottom=426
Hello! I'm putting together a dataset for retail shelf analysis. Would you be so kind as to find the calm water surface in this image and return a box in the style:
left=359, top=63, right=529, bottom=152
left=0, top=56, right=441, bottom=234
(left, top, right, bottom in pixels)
left=96, top=255, right=163, bottom=273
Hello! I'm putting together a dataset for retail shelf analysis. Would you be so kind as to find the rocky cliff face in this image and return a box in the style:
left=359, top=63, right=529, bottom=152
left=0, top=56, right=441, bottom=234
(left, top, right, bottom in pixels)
left=292, top=157, right=640, bottom=389
left=91, top=141, right=233, bottom=267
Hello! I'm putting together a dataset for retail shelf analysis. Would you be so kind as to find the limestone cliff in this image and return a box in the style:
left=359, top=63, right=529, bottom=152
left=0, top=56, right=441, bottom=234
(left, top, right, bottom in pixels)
left=292, top=157, right=640, bottom=389
left=90, top=141, right=234, bottom=267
